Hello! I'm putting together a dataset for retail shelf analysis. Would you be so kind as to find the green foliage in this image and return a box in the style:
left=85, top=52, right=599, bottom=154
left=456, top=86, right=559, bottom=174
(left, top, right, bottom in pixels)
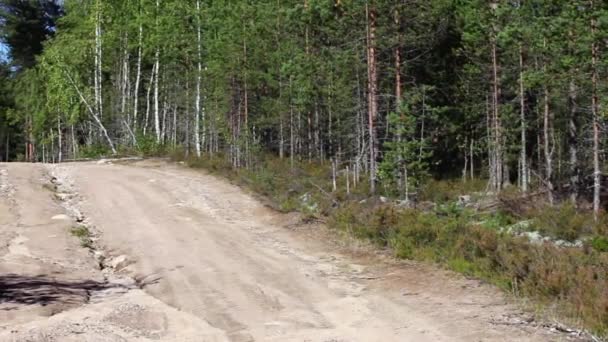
left=591, top=236, right=608, bottom=253
left=379, top=86, right=442, bottom=198
left=79, top=144, right=111, bottom=159
left=330, top=201, right=608, bottom=334
left=419, top=178, right=486, bottom=203
left=136, top=133, right=166, bottom=157
left=0, top=0, right=62, bottom=69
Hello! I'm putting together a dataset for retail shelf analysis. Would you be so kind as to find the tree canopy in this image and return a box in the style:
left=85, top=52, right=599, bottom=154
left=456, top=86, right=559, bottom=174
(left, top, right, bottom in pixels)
left=1, top=0, right=608, bottom=212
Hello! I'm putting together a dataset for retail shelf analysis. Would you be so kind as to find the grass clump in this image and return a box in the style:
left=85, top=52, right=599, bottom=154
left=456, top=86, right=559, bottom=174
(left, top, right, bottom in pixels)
left=529, top=203, right=596, bottom=242
left=71, top=226, right=92, bottom=248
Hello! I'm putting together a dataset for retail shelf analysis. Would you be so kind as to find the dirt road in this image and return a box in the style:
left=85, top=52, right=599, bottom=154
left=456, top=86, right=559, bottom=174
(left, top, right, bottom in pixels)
left=0, top=161, right=584, bottom=341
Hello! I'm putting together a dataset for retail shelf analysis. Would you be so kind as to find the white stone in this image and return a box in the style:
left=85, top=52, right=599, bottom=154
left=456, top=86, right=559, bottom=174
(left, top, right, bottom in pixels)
left=51, top=214, right=71, bottom=221
left=108, top=255, right=129, bottom=270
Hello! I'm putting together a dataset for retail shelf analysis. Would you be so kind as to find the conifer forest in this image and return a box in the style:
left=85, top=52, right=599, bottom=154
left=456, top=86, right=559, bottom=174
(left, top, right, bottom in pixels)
left=1, top=0, right=607, bottom=207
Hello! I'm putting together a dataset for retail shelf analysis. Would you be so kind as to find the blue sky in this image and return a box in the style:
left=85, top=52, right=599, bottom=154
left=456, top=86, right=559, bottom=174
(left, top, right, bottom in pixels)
left=0, top=42, right=9, bottom=62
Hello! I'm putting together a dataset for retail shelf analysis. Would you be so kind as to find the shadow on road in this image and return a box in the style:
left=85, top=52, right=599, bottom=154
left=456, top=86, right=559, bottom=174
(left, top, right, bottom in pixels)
left=0, top=274, right=116, bottom=309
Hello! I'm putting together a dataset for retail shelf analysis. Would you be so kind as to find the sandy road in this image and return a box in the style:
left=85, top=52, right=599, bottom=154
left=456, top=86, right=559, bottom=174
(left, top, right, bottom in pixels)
left=0, top=161, right=582, bottom=341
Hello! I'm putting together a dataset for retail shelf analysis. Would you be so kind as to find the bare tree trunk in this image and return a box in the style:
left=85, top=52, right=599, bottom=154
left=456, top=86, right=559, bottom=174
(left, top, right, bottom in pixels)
left=419, top=89, right=426, bottom=163
left=57, top=117, right=62, bottom=163
left=543, top=85, right=554, bottom=205
left=470, top=138, right=474, bottom=179
left=144, top=70, right=153, bottom=136
left=71, top=124, right=77, bottom=159
left=491, top=34, right=502, bottom=191
left=161, top=95, right=167, bottom=143
left=243, top=40, right=249, bottom=166
left=185, top=77, right=190, bottom=155
left=62, top=65, right=116, bottom=154
left=314, top=101, right=320, bottom=159
left=279, top=77, right=285, bottom=159
left=591, top=5, right=601, bottom=218
left=120, top=33, right=129, bottom=120
left=394, top=50, right=402, bottom=110
left=366, top=3, right=378, bottom=194
left=568, top=78, right=579, bottom=203
left=346, top=166, right=350, bottom=195
left=486, top=94, right=494, bottom=189
left=289, top=76, right=294, bottom=169
left=463, top=137, right=468, bottom=181
left=172, top=104, right=177, bottom=146
left=542, top=39, right=554, bottom=205
left=153, top=0, right=161, bottom=143
left=519, top=44, right=528, bottom=192
left=329, top=96, right=335, bottom=160
left=154, top=50, right=161, bottom=143
left=194, top=0, right=202, bottom=157
left=94, top=0, right=104, bottom=135
left=307, top=111, right=312, bottom=162
left=332, top=158, right=337, bottom=192
left=133, top=18, right=143, bottom=134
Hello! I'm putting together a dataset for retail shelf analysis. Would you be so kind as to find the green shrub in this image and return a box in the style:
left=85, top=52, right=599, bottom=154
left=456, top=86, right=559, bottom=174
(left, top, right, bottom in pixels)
left=419, top=178, right=486, bottom=203
left=70, top=226, right=92, bottom=248
left=136, top=134, right=166, bottom=156
left=80, top=144, right=112, bottom=159
left=591, top=236, right=608, bottom=253
left=531, top=203, right=594, bottom=241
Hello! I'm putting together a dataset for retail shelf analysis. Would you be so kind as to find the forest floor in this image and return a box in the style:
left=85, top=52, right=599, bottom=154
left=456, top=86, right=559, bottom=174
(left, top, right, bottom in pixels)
left=0, top=160, right=592, bottom=341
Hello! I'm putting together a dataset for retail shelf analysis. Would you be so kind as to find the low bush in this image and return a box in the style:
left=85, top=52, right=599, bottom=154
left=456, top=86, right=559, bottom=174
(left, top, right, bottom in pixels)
left=330, top=202, right=608, bottom=334
left=79, top=144, right=112, bottom=159
left=70, top=226, right=92, bottom=248
left=419, top=178, right=486, bottom=203
left=529, top=203, right=596, bottom=242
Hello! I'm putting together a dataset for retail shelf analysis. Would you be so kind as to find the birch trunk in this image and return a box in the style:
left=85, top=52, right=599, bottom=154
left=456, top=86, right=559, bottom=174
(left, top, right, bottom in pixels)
left=591, top=5, right=601, bottom=218
left=57, top=117, right=62, bottom=163
left=62, top=65, right=116, bottom=154
left=154, top=50, right=160, bottom=143
left=144, top=70, right=153, bottom=136
left=94, top=0, right=103, bottom=125
left=194, top=0, right=202, bottom=157
left=366, top=3, right=378, bottom=194
left=133, top=20, right=143, bottom=133
left=153, top=0, right=161, bottom=143
left=519, top=45, right=528, bottom=192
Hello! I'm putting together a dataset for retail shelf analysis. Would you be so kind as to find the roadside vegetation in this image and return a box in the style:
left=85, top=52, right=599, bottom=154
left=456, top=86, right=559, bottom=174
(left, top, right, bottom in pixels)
left=70, top=225, right=93, bottom=249
left=168, top=152, right=608, bottom=338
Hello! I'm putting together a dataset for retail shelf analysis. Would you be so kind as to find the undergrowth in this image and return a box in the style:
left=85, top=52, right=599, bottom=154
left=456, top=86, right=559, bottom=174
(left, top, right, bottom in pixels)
left=70, top=226, right=92, bottom=249
left=171, top=152, right=608, bottom=337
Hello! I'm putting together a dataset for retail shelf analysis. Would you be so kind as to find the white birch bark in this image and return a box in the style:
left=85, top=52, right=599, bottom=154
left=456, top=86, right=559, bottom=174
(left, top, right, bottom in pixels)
left=133, top=17, right=143, bottom=132
left=154, top=51, right=160, bottom=143
left=194, top=0, right=202, bottom=157
left=519, top=45, right=528, bottom=193
left=62, top=65, right=116, bottom=154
